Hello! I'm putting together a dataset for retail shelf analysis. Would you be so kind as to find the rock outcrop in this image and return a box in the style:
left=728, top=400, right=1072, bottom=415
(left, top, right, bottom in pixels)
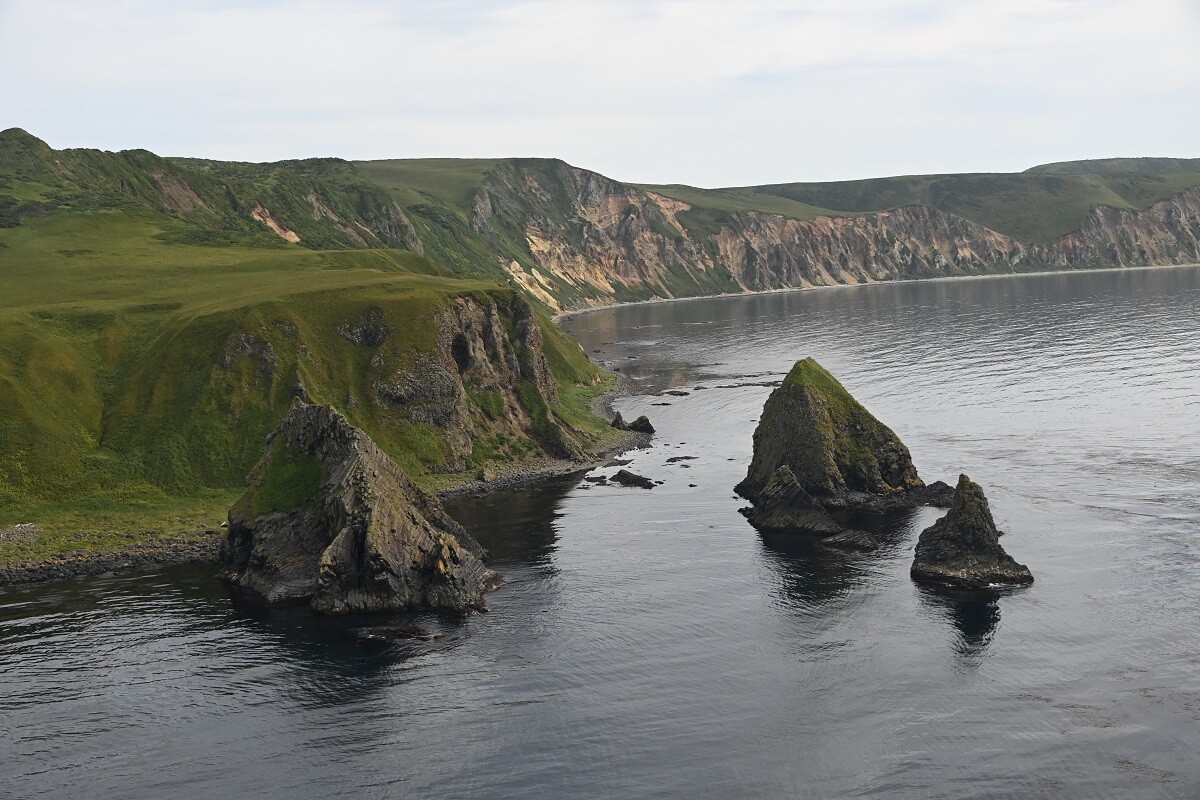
left=739, top=465, right=844, bottom=535
left=736, top=358, right=951, bottom=512
left=911, top=474, right=1033, bottom=589
left=221, top=402, right=496, bottom=613
left=611, top=413, right=655, bottom=434
left=740, top=464, right=881, bottom=551
left=362, top=293, right=587, bottom=471
left=610, top=469, right=654, bottom=489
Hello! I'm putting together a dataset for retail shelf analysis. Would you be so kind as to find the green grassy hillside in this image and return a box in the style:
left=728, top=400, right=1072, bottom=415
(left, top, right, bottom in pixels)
left=0, top=127, right=438, bottom=253
left=1027, top=157, right=1200, bottom=175
left=0, top=203, right=611, bottom=566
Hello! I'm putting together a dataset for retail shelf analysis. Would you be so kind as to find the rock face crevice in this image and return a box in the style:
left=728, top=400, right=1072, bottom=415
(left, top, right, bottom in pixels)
left=911, top=474, right=1033, bottom=589
left=221, top=402, right=496, bottom=613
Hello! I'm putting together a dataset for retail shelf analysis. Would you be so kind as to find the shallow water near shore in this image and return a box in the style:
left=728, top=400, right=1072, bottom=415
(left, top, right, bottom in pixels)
left=3, top=266, right=1200, bottom=798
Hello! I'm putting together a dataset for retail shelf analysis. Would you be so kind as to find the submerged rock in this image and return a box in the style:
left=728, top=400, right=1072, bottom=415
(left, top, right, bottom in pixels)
left=611, top=469, right=655, bottom=489
left=611, top=413, right=655, bottom=434
left=911, top=474, right=1033, bottom=589
left=735, top=358, right=945, bottom=512
left=353, top=624, right=441, bottom=641
left=820, top=527, right=879, bottom=552
left=221, top=402, right=496, bottom=614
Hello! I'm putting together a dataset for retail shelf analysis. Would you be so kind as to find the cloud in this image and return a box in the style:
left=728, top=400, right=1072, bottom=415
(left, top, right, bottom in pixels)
left=1, top=0, right=1197, bottom=184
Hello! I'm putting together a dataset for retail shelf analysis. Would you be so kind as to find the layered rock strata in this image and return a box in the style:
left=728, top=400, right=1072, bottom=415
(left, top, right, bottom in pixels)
left=221, top=402, right=496, bottom=613
left=468, top=159, right=1200, bottom=311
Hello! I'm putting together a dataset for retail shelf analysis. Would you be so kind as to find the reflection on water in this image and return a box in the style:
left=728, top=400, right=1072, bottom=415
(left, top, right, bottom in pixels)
left=4, top=266, right=1200, bottom=799
left=756, top=532, right=862, bottom=611
left=443, top=474, right=578, bottom=569
left=917, top=587, right=1003, bottom=659
left=756, top=508, right=928, bottom=612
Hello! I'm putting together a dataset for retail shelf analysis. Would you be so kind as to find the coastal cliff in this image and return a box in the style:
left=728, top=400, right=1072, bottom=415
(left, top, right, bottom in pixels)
left=464, top=160, right=1200, bottom=311
left=5, top=129, right=1199, bottom=316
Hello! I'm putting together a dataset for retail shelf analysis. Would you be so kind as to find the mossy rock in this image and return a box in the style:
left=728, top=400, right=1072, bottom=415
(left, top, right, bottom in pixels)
left=735, top=357, right=924, bottom=504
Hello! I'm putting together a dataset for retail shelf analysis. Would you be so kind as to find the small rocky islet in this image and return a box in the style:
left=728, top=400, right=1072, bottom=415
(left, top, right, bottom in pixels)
left=221, top=401, right=497, bottom=614
left=736, top=357, right=1032, bottom=585
left=735, top=357, right=952, bottom=551
left=911, top=474, right=1034, bottom=589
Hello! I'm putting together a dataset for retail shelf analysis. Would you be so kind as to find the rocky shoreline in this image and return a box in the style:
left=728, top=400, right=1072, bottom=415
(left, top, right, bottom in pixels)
left=0, top=406, right=648, bottom=590
left=0, top=528, right=223, bottom=588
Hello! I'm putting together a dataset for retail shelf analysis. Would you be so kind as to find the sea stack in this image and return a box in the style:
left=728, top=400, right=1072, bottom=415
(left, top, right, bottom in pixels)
left=911, top=474, right=1033, bottom=589
left=736, top=357, right=951, bottom=515
left=221, top=402, right=496, bottom=613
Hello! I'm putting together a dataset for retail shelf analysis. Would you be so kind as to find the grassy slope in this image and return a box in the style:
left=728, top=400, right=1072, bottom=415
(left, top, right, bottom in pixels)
left=0, top=204, right=613, bottom=566
left=355, top=158, right=498, bottom=209
left=1027, top=157, right=1200, bottom=175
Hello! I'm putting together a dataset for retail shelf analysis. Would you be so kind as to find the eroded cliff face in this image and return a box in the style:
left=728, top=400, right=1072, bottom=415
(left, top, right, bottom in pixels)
left=363, top=293, right=583, bottom=471
left=469, top=162, right=1200, bottom=311
left=102, top=288, right=597, bottom=497
left=1038, top=188, right=1200, bottom=267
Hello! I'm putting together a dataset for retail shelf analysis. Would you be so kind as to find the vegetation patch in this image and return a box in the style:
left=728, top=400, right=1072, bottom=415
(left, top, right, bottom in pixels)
left=249, top=445, right=324, bottom=517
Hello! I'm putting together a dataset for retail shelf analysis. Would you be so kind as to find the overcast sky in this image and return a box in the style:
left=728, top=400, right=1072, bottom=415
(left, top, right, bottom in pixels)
left=2, top=0, right=1198, bottom=186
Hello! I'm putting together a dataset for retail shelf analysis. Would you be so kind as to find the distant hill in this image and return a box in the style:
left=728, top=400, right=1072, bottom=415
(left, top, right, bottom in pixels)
left=644, top=168, right=1200, bottom=244
left=1026, top=157, right=1200, bottom=175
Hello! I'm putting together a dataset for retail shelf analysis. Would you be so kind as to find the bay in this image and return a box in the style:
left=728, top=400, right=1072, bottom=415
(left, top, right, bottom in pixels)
left=3, top=266, right=1199, bottom=798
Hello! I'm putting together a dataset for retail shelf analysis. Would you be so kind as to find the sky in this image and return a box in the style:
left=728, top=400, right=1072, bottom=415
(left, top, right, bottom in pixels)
left=2, top=0, right=1198, bottom=187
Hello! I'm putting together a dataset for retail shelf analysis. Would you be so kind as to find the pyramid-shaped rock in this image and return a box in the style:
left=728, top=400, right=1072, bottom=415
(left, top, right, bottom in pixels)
left=221, top=402, right=496, bottom=613
left=736, top=358, right=950, bottom=512
left=911, top=474, right=1033, bottom=589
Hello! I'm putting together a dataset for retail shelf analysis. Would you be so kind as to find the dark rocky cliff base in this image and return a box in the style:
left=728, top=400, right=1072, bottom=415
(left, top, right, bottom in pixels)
left=221, top=402, right=496, bottom=613
left=911, top=474, right=1033, bottom=589
left=740, top=466, right=844, bottom=535
left=0, top=529, right=221, bottom=587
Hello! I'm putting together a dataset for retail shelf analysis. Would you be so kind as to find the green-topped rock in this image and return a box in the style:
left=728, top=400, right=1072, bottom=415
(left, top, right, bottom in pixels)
left=736, top=358, right=951, bottom=513
left=911, top=474, right=1033, bottom=589
left=221, top=402, right=496, bottom=613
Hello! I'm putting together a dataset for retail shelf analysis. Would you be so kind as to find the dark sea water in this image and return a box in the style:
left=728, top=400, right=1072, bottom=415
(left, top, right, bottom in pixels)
left=4, top=267, right=1200, bottom=799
